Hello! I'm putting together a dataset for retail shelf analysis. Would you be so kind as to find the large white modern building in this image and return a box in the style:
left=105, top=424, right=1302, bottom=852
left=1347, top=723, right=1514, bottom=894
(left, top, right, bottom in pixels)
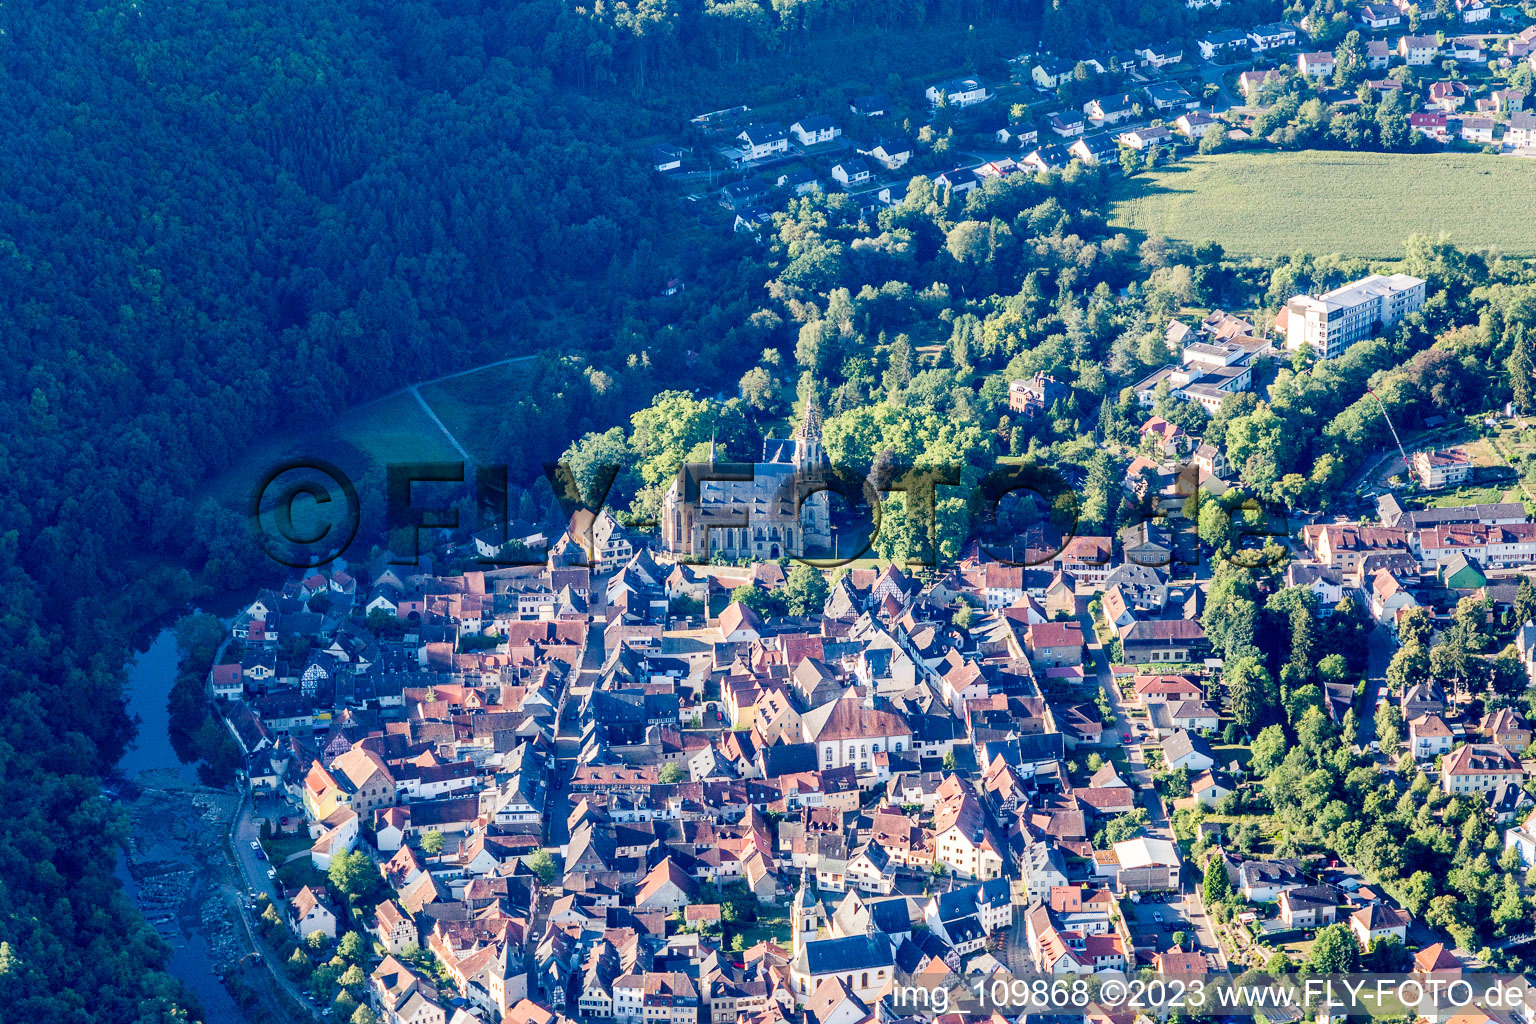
left=1281, top=273, right=1426, bottom=360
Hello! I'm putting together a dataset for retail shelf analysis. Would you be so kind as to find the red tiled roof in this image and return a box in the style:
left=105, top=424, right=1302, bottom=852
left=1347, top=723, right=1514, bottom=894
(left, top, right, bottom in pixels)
left=1027, top=621, right=1084, bottom=648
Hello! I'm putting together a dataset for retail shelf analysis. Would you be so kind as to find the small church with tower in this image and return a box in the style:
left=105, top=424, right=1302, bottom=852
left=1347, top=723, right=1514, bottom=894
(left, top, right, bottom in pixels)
left=785, top=869, right=898, bottom=1007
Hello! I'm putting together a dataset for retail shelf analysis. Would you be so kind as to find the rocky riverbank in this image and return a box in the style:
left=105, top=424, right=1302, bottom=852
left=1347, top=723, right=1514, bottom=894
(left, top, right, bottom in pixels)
left=119, top=769, right=249, bottom=1023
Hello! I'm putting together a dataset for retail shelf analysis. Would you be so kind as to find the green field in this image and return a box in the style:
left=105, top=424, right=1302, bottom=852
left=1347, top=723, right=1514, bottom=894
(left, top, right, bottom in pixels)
left=1488, top=423, right=1536, bottom=505
left=334, top=391, right=465, bottom=466
left=195, top=355, right=554, bottom=554
left=1422, top=483, right=1521, bottom=506
left=1109, top=151, right=1536, bottom=257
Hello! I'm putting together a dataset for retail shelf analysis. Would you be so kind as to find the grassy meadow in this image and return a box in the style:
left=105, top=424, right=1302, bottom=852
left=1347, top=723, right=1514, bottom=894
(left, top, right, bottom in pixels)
left=417, top=360, right=531, bottom=465
left=1109, top=151, right=1536, bottom=258
left=199, top=389, right=462, bottom=520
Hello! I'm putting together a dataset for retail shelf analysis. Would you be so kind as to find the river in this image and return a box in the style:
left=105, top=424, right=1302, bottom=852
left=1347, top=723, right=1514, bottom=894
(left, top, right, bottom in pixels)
left=116, top=626, right=250, bottom=1024
left=120, top=628, right=195, bottom=782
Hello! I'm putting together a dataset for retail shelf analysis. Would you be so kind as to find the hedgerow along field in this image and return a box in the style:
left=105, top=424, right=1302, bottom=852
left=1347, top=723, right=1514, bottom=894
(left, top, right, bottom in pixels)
left=1108, top=150, right=1536, bottom=258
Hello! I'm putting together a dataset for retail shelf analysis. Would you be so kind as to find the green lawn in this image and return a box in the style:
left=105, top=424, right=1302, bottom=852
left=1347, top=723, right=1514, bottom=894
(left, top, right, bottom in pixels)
left=1495, top=423, right=1536, bottom=461
left=1211, top=742, right=1253, bottom=772
left=1459, top=437, right=1505, bottom=468
left=731, top=918, right=790, bottom=949
left=276, top=859, right=327, bottom=893
left=1109, top=151, right=1536, bottom=257
left=260, top=835, right=313, bottom=864
left=1275, top=933, right=1319, bottom=961
left=1197, top=812, right=1273, bottom=824
left=1487, top=424, right=1536, bottom=505
left=1421, top=483, right=1518, bottom=507
left=334, top=391, right=463, bottom=466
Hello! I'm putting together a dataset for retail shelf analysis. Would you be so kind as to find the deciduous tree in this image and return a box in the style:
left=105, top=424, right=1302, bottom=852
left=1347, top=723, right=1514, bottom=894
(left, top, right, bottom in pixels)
left=1224, top=656, right=1277, bottom=731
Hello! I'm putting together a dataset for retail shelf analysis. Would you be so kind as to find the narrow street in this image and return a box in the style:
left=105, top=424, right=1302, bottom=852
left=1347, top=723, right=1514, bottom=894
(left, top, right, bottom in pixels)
left=1004, top=905, right=1033, bottom=973
left=1356, top=624, right=1395, bottom=751
left=1075, top=600, right=1165, bottom=829
left=546, top=569, right=608, bottom=852
left=1074, top=597, right=1224, bottom=971
left=227, top=792, right=323, bottom=1020
left=230, top=795, right=285, bottom=906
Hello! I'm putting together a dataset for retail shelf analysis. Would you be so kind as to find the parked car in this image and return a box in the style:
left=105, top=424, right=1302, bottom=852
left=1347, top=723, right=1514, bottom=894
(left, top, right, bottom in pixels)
left=266, top=868, right=277, bottom=881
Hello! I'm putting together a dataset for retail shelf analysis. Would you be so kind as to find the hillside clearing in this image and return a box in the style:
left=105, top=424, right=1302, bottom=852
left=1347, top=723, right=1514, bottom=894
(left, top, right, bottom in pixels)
left=199, top=389, right=461, bottom=513
left=417, top=361, right=533, bottom=465
left=1108, top=151, right=1536, bottom=258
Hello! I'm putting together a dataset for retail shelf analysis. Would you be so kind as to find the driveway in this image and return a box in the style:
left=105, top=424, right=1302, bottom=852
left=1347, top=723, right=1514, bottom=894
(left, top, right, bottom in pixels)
left=1198, top=60, right=1246, bottom=113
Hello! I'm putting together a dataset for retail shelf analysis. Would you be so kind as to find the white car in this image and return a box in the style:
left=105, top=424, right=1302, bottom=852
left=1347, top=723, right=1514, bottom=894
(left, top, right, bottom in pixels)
left=266, top=868, right=277, bottom=881
left=250, top=840, right=261, bottom=852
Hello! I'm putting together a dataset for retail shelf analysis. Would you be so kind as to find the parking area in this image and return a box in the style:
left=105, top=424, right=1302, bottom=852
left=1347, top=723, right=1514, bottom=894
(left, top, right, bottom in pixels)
left=238, top=799, right=298, bottom=902
left=1122, top=890, right=1221, bottom=965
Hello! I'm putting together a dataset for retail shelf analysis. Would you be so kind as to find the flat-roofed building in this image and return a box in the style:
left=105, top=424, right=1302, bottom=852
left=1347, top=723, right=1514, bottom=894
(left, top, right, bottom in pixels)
left=1282, top=273, right=1426, bottom=359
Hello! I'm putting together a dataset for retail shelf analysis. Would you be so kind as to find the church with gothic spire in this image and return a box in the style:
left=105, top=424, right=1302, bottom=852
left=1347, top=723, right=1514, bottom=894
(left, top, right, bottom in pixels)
left=660, top=399, right=832, bottom=561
